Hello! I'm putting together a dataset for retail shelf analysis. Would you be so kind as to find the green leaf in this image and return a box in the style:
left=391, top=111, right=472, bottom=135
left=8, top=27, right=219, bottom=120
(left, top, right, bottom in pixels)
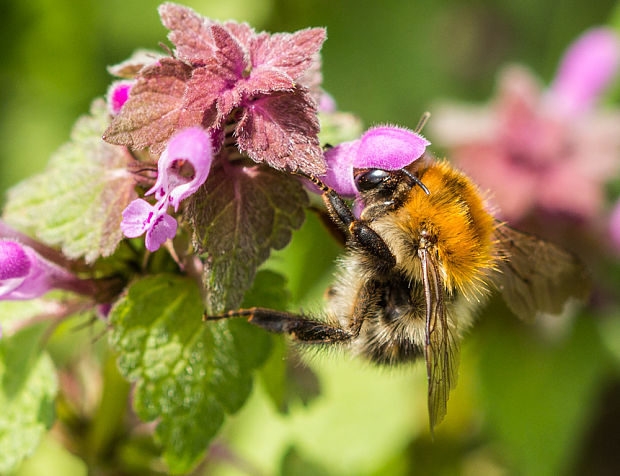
left=241, top=269, right=291, bottom=310
left=3, top=99, right=137, bottom=264
left=188, top=165, right=307, bottom=313
left=0, top=322, right=58, bottom=474
left=109, top=274, right=271, bottom=473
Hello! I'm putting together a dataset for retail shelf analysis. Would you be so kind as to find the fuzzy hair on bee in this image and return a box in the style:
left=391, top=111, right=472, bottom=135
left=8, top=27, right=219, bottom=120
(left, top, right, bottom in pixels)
left=205, top=155, right=589, bottom=431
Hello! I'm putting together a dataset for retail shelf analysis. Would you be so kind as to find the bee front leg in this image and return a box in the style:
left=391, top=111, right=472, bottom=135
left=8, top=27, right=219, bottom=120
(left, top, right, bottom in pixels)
left=303, top=173, right=396, bottom=270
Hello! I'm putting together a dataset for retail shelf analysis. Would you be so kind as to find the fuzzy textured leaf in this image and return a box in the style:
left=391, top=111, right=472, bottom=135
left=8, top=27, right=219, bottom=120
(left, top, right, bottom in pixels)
left=3, top=100, right=137, bottom=264
left=103, top=58, right=193, bottom=155
left=159, top=2, right=216, bottom=64
left=0, top=319, right=58, bottom=474
left=107, top=49, right=163, bottom=79
left=109, top=274, right=271, bottom=473
left=237, top=89, right=325, bottom=175
left=250, top=28, right=326, bottom=81
left=188, top=166, right=307, bottom=313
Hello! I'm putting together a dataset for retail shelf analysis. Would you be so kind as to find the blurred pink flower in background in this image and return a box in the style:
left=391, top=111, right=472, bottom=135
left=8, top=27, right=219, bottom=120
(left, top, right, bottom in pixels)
left=610, top=199, right=620, bottom=250
left=431, top=28, right=620, bottom=224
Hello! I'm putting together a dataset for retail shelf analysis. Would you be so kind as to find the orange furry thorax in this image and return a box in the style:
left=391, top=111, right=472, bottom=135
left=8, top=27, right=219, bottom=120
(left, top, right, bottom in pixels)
left=394, top=161, right=498, bottom=298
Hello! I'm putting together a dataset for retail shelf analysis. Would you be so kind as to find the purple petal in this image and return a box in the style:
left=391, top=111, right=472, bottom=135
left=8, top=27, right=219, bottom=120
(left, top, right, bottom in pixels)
left=0, top=241, right=75, bottom=300
left=107, top=80, right=134, bottom=115
left=0, top=241, right=32, bottom=298
left=0, top=241, right=31, bottom=280
left=549, top=27, right=620, bottom=114
left=147, top=127, right=213, bottom=211
left=120, top=199, right=158, bottom=238
left=320, top=140, right=361, bottom=197
left=145, top=213, right=178, bottom=252
left=353, top=126, right=430, bottom=169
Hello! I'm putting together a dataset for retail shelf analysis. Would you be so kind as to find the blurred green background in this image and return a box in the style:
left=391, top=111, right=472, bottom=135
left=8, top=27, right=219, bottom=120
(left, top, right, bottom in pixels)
left=2, top=0, right=620, bottom=475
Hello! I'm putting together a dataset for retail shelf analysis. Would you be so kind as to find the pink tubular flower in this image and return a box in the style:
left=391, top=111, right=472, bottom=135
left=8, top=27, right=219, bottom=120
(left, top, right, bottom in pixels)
left=0, top=241, right=81, bottom=300
left=120, top=199, right=178, bottom=252
left=120, top=127, right=213, bottom=251
left=431, top=27, right=620, bottom=224
left=107, top=80, right=134, bottom=115
left=319, top=125, right=430, bottom=197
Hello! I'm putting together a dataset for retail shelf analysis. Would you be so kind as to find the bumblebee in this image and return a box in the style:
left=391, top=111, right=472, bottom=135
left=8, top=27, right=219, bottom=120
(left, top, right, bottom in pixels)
left=207, top=155, right=588, bottom=430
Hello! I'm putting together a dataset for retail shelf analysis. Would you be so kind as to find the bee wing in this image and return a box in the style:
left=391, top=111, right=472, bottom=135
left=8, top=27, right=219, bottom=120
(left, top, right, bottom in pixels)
left=493, top=226, right=590, bottom=322
left=419, top=247, right=460, bottom=432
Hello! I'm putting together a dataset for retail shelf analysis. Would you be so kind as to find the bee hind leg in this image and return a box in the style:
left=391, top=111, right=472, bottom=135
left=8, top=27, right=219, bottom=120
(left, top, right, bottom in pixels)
left=204, top=307, right=354, bottom=344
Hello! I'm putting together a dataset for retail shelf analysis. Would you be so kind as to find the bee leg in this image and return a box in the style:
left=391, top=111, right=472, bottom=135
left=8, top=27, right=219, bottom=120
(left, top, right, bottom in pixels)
left=303, top=174, right=397, bottom=269
left=301, top=174, right=356, bottom=233
left=205, top=281, right=379, bottom=343
left=348, top=222, right=396, bottom=270
left=205, top=308, right=354, bottom=343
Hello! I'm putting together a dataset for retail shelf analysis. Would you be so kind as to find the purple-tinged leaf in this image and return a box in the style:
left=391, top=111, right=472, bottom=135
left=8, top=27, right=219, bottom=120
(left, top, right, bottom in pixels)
left=107, top=49, right=163, bottom=79
left=103, top=58, right=193, bottom=155
left=236, top=89, right=325, bottom=175
left=158, top=2, right=215, bottom=64
left=249, top=28, right=326, bottom=81
left=208, top=24, right=249, bottom=120
left=188, top=165, right=308, bottom=313
left=210, top=24, right=247, bottom=79
left=224, top=21, right=255, bottom=51
left=237, top=67, right=296, bottom=98
left=298, top=52, right=324, bottom=103
left=180, top=62, right=230, bottom=130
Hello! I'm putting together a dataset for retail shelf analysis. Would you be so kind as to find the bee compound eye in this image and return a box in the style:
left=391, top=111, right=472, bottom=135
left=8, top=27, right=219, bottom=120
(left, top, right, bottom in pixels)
left=354, top=169, right=390, bottom=192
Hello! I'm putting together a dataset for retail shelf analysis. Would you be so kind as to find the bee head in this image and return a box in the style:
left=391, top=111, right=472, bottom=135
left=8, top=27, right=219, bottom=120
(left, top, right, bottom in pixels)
left=354, top=168, right=430, bottom=195
left=354, top=167, right=430, bottom=219
left=354, top=168, right=392, bottom=192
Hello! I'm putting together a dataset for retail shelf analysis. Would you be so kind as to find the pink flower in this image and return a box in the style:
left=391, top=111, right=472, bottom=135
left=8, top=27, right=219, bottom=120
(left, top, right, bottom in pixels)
left=147, top=127, right=213, bottom=211
left=120, top=127, right=212, bottom=251
left=431, top=27, right=620, bottom=223
left=0, top=241, right=80, bottom=300
left=319, top=125, right=430, bottom=197
left=120, top=199, right=178, bottom=252
left=106, top=80, right=134, bottom=115
left=547, top=28, right=620, bottom=115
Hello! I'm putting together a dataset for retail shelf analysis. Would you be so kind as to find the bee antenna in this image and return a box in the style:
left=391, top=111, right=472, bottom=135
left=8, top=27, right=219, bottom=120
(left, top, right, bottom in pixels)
left=402, top=169, right=430, bottom=195
left=414, top=111, right=431, bottom=134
